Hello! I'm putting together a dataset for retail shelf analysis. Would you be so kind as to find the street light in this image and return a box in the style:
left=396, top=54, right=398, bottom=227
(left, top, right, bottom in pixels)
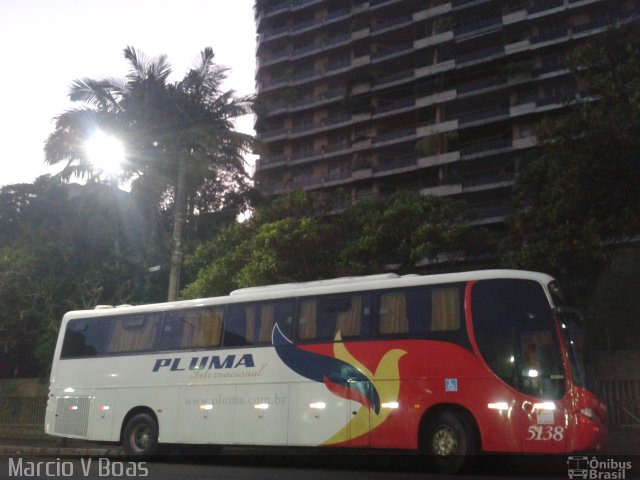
left=84, top=130, right=125, bottom=178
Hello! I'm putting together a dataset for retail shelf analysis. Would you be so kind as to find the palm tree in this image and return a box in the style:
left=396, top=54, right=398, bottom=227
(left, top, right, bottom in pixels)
left=45, top=46, right=255, bottom=301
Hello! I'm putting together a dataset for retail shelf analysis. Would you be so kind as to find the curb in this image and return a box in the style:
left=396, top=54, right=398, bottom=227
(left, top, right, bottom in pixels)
left=0, top=444, right=123, bottom=457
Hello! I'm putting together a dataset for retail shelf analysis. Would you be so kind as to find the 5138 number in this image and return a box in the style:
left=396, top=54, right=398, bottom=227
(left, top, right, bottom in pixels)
left=526, top=425, right=564, bottom=441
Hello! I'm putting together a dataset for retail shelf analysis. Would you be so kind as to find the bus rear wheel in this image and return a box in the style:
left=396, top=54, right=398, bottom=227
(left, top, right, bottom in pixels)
left=122, top=413, right=158, bottom=457
left=424, top=411, right=476, bottom=474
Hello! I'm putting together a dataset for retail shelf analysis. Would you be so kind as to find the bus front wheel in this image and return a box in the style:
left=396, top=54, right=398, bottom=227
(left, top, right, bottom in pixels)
left=424, top=411, right=476, bottom=474
left=122, top=413, right=158, bottom=457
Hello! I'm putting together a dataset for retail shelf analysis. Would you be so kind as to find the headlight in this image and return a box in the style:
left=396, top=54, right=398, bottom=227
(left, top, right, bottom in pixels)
left=580, top=407, right=600, bottom=422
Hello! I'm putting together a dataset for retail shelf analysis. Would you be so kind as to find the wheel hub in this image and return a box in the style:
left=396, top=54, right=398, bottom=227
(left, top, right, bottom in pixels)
left=432, top=425, right=458, bottom=456
left=133, top=426, right=150, bottom=451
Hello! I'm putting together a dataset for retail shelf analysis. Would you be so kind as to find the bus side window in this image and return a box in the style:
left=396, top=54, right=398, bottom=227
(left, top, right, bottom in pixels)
left=61, top=319, right=109, bottom=358
left=430, top=286, right=461, bottom=331
left=181, top=308, right=223, bottom=349
left=159, top=314, right=184, bottom=351
left=107, top=314, right=160, bottom=354
left=379, top=292, right=409, bottom=335
left=297, top=295, right=370, bottom=342
left=161, top=308, right=223, bottom=351
left=258, top=301, right=294, bottom=343
left=224, top=305, right=256, bottom=347
left=297, top=299, right=317, bottom=340
left=336, top=294, right=371, bottom=339
left=317, top=296, right=349, bottom=339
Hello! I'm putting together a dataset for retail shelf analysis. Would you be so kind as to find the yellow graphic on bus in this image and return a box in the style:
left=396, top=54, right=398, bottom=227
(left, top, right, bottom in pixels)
left=323, top=332, right=406, bottom=444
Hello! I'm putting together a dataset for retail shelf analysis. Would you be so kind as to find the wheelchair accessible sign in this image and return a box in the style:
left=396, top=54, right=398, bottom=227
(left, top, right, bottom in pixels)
left=445, top=378, right=458, bottom=392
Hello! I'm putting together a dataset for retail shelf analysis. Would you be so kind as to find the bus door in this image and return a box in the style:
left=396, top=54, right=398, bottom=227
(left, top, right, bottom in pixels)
left=515, top=325, right=568, bottom=453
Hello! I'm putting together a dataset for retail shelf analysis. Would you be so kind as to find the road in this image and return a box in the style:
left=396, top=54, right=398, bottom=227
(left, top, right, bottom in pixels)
left=0, top=452, right=572, bottom=480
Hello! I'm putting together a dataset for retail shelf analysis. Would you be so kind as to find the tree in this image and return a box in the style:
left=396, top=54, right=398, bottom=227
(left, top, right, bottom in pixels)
left=44, top=46, right=255, bottom=301
left=507, top=23, right=640, bottom=289
left=182, top=191, right=488, bottom=298
left=0, top=176, right=166, bottom=376
left=338, top=191, right=487, bottom=275
left=182, top=191, right=336, bottom=296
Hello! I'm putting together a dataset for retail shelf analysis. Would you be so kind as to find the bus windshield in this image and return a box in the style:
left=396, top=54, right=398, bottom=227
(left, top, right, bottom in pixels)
left=472, top=279, right=565, bottom=399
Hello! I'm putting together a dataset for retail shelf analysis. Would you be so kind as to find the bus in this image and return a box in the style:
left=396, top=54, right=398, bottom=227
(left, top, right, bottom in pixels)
left=45, top=270, right=607, bottom=472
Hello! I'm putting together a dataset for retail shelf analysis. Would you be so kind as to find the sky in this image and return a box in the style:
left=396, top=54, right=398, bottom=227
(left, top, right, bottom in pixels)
left=0, top=0, right=257, bottom=187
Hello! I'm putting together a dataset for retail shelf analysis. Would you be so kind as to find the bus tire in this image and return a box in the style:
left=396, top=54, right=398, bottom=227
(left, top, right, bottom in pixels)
left=424, top=411, right=476, bottom=474
left=122, top=413, right=158, bottom=457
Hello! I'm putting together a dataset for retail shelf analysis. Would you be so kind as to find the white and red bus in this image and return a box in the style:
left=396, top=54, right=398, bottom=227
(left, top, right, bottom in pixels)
left=45, top=270, right=606, bottom=472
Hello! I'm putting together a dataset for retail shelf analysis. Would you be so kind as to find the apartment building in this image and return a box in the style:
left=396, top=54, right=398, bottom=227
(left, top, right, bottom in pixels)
left=253, top=0, right=635, bottom=220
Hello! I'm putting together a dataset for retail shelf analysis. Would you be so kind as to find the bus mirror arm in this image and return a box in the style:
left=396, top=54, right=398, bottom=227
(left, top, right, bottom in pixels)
left=555, top=306, right=584, bottom=324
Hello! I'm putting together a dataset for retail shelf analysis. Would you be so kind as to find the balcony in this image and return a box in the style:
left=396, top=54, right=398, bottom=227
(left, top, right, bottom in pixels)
left=268, top=89, right=344, bottom=115
left=457, top=76, right=507, bottom=95
left=373, top=70, right=414, bottom=87
left=371, top=42, right=413, bottom=61
left=265, top=99, right=287, bottom=113
left=370, top=0, right=401, bottom=8
left=458, top=106, right=509, bottom=125
left=291, top=0, right=319, bottom=10
left=452, top=0, right=493, bottom=9
left=462, top=173, right=515, bottom=189
left=531, top=27, right=568, bottom=44
left=373, top=98, right=415, bottom=116
left=372, top=128, right=416, bottom=144
left=262, top=25, right=289, bottom=41
left=264, top=0, right=289, bottom=18
left=420, top=183, right=463, bottom=197
left=573, top=16, right=615, bottom=34
left=291, top=17, right=321, bottom=33
left=528, top=0, right=564, bottom=15
left=289, top=94, right=316, bottom=110
left=324, top=88, right=346, bottom=100
left=325, top=170, right=352, bottom=183
left=260, top=4, right=348, bottom=40
left=325, top=59, right=351, bottom=73
left=261, top=153, right=289, bottom=167
left=290, top=44, right=318, bottom=59
left=536, top=93, right=576, bottom=107
left=324, top=114, right=351, bottom=126
left=454, top=17, right=502, bottom=40
left=325, top=7, right=350, bottom=22
left=456, top=45, right=505, bottom=66
left=460, top=138, right=513, bottom=158
left=260, top=76, right=288, bottom=92
left=534, top=60, right=566, bottom=77
left=371, top=15, right=413, bottom=34
left=260, top=127, right=288, bottom=140
left=373, top=155, right=418, bottom=173
left=290, top=68, right=319, bottom=83
left=261, top=49, right=289, bottom=67
left=290, top=175, right=322, bottom=188
left=324, top=143, right=350, bottom=154
left=291, top=149, right=322, bottom=162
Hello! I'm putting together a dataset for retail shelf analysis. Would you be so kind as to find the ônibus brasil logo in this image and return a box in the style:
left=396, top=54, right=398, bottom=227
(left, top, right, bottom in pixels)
left=567, top=456, right=633, bottom=479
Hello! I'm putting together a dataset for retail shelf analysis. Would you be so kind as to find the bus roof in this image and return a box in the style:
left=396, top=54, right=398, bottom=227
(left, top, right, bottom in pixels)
left=60, top=269, right=555, bottom=321
left=229, top=273, right=401, bottom=296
